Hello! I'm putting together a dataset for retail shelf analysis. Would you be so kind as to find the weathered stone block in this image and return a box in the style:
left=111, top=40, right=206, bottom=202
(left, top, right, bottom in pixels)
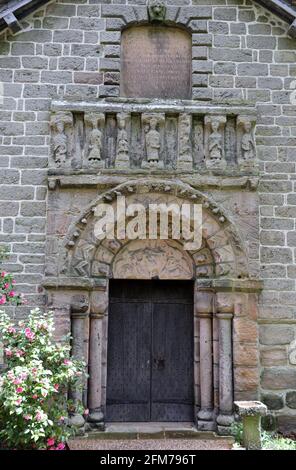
left=261, top=368, right=296, bottom=390
left=262, top=393, right=284, bottom=410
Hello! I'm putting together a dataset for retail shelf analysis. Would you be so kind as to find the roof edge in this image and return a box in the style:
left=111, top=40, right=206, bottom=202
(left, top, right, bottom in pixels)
left=0, top=0, right=295, bottom=35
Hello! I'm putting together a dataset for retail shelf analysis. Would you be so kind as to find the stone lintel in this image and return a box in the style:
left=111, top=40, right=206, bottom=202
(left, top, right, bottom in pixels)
left=197, top=278, right=263, bottom=293
left=42, top=277, right=107, bottom=290
left=51, top=99, right=257, bottom=118
left=47, top=174, right=259, bottom=190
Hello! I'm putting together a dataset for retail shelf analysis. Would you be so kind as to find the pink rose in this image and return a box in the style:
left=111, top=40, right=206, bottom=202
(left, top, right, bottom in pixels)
left=16, top=387, right=23, bottom=393
left=16, top=398, right=22, bottom=405
left=56, top=443, right=65, bottom=450
left=4, top=348, right=12, bottom=357
left=47, top=438, right=55, bottom=447
left=7, top=326, right=16, bottom=334
left=23, top=415, right=32, bottom=421
left=15, top=350, right=25, bottom=357
left=63, top=359, right=72, bottom=366
left=25, top=327, right=35, bottom=341
left=8, top=291, right=15, bottom=297
left=35, top=412, right=42, bottom=421
left=32, top=394, right=38, bottom=399
left=54, top=384, right=59, bottom=391
left=13, top=379, right=22, bottom=385
left=0, top=295, right=6, bottom=305
left=83, top=409, right=89, bottom=416
left=3, top=283, right=9, bottom=290
left=1, top=271, right=6, bottom=277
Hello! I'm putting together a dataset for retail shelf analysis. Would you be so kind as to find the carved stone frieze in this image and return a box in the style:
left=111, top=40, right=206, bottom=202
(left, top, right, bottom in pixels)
left=141, top=113, right=165, bottom=169
left=237, top=116, right=257, bottom=170
left=50, top=111, right=73, bottom=168
left=204, top=115, right=227, bottom=171
left=49, top=103, right=258, bottom=173
left=115, top=113, right=130, bottom=169
left=177, top=113, right=193, bottom=171
left=84, top=113, right=105, bottom=169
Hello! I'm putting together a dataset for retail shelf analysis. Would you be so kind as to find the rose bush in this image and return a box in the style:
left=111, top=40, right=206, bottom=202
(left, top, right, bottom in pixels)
left=0, top=309, right=86, bottom=450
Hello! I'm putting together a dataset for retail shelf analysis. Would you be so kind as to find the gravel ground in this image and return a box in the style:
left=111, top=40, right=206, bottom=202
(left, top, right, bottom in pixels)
left=69, top=438, right=233, bottom=450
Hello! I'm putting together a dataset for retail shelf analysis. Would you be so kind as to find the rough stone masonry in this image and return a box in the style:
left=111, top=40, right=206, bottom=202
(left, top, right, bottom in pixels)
left=0, top=0, right=296, bottom=433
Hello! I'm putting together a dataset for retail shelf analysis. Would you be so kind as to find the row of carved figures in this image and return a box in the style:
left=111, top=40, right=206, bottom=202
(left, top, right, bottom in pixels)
left=50, top=111, right=257, bottom=171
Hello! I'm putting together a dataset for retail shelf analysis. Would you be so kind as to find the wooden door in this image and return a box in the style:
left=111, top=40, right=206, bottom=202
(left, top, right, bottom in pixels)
left=106, top=280, right=194, bottom=422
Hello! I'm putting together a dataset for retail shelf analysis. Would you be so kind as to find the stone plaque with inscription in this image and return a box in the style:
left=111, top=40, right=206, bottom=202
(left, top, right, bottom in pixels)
left=121, top=26, right=192, bottom=99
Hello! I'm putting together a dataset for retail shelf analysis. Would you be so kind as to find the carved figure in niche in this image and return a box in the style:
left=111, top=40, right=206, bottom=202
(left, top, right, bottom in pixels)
left=141, top=114, right=164, bottom=169
left=115, top=113, right=130, bottom=169
left=148, top=0, right=166, bottom=22
left=177, top=113, right=193, bottom=170
left=50, top=112, right=73, bottom=168
left=84, top=113, right=105, bottom=169
left=205, top=116, right=226, bottom=170
left=237, top=116, right=257, bottom=170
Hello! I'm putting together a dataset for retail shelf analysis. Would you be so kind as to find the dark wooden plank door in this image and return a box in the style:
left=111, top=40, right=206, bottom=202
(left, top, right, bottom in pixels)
left=106, top=280, right=194, bottom=422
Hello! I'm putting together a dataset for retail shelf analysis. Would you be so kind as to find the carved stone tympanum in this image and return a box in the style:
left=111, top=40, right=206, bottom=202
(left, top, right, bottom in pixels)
left=113, top=239, right=194, bottom=279
left=84, top=113, right=105, bottom=169
left=205, top=116, right=227, bottom=170
left=50, top=111, right=73, bottom=168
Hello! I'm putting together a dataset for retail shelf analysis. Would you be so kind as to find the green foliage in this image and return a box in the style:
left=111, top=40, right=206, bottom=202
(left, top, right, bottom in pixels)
left=231, top=421, right=296, bottom=450
left=261, top=431, right=296, bottom=451
left=0, top=271, right=24, bottom=306
left=230, top=421, right=243, bottom=445
left=0, top=246, right=9, bottom=263
left=0, top=309, right=87, bottom=450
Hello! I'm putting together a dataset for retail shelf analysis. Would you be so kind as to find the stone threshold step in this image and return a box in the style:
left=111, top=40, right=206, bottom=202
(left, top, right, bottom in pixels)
left=82, top=430, right=234, bottom=442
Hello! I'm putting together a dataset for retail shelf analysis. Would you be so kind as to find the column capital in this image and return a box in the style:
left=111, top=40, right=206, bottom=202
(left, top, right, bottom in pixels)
left=90, top=290, right=108, bottom=315
left=70, top=293, right=89, bottom=316
left=216, top=292, right=234, bottom=314
left=194, top=288, right=214, bottom=315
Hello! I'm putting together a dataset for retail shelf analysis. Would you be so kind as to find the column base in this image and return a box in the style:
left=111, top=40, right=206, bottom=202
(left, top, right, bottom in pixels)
left=68, top=413, right=86, bottom=436
left=217, top=414, right=234, bottom=426
left=217, top=425, right=234, bottom=436
left=88, top=408, right=105, bottom=430
left=197, top=420, right=216, bottom=431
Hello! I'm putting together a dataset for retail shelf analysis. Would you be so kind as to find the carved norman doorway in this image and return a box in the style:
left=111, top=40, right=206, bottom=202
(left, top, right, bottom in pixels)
left=106, top=279, right=194, bottom=422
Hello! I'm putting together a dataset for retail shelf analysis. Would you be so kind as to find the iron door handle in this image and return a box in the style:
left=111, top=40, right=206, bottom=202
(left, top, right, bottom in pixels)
left=153, top=358, right=165, bottom=370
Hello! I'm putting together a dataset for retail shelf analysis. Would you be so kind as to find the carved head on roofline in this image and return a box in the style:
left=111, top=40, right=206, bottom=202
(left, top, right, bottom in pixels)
left=148, top=0, right=166, bottom=22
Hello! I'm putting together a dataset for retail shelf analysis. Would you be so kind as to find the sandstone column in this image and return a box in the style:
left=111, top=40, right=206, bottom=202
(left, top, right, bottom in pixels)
left=216, top=293, right=234, bottom=433
left=88, top=288, right=108, bottom=430
left=69, top=294, right=89, bottom=430
left=195, top=287, right=215, bottom=431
